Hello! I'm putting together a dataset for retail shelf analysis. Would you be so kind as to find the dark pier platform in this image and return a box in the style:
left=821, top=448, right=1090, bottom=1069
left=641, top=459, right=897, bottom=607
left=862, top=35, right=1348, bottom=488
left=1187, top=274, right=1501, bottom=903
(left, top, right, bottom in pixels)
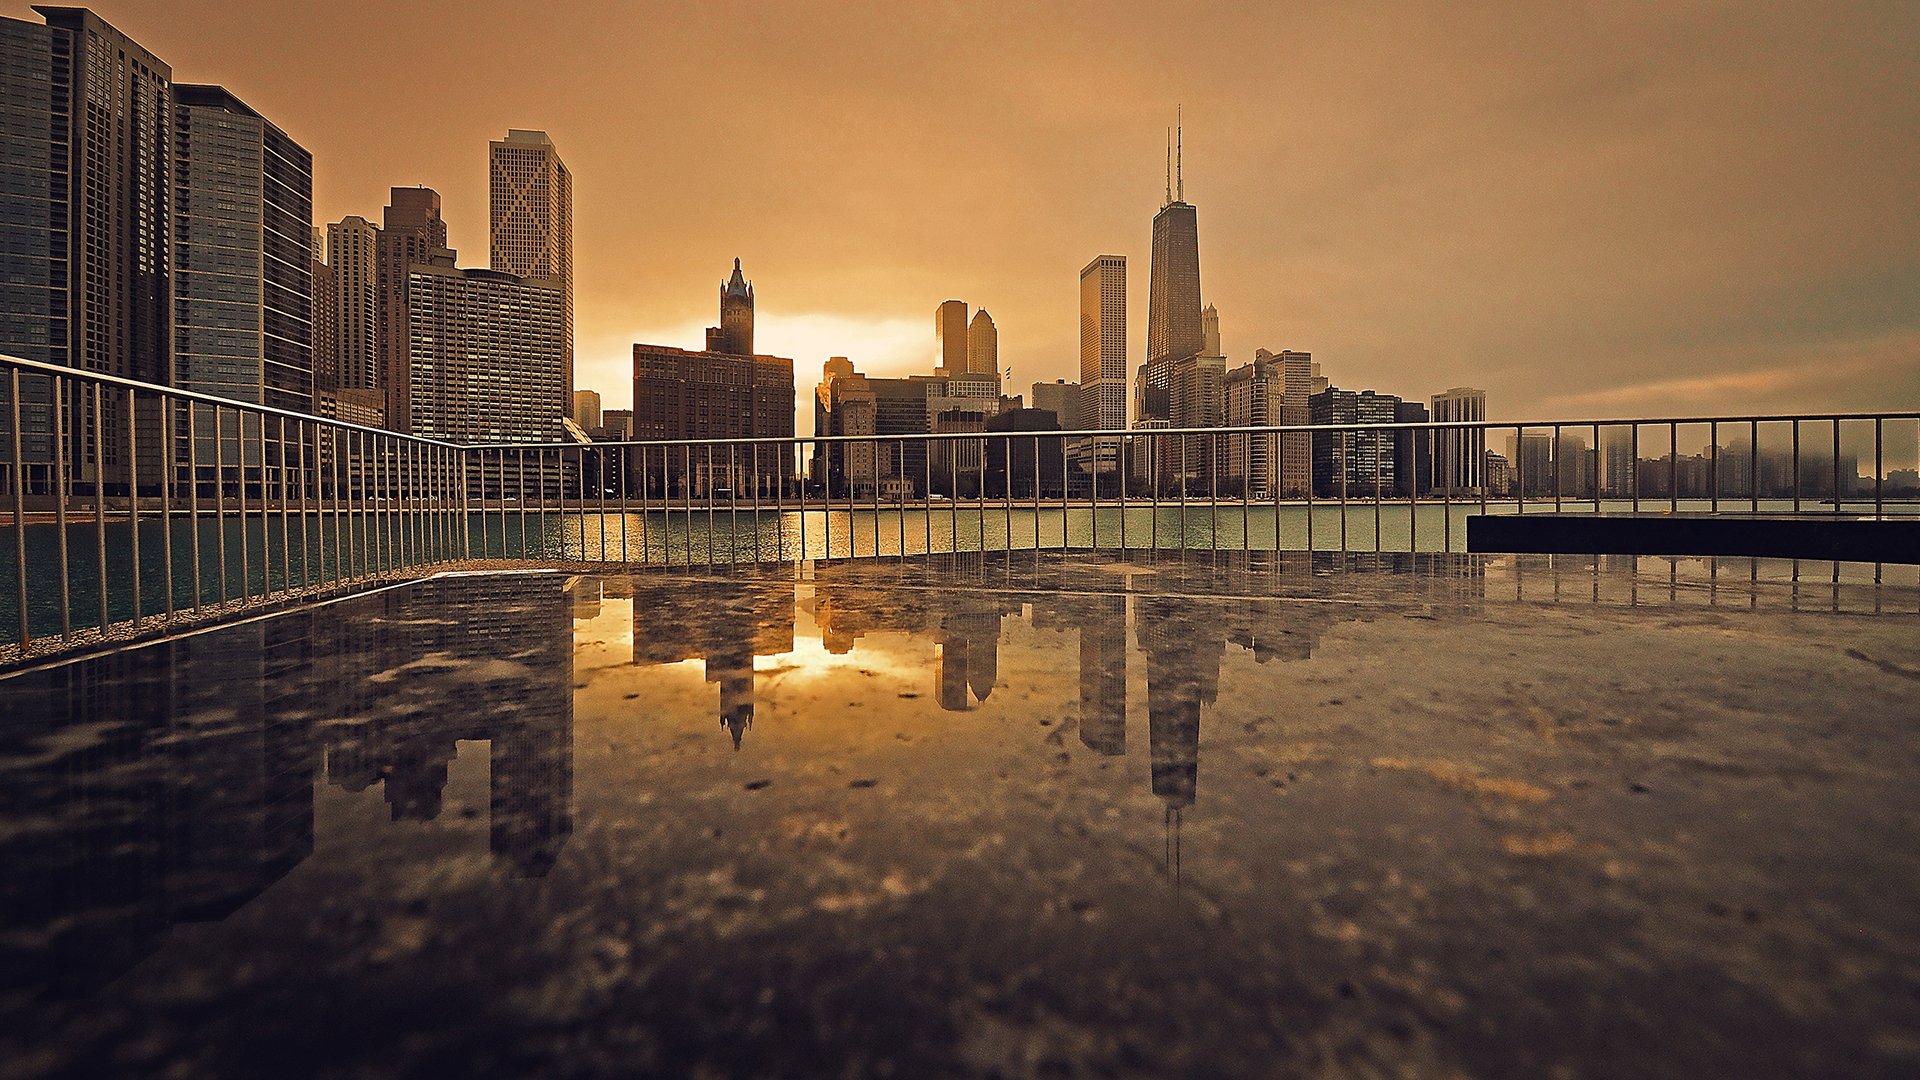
left=1468, top=512, right=1920, bottom=563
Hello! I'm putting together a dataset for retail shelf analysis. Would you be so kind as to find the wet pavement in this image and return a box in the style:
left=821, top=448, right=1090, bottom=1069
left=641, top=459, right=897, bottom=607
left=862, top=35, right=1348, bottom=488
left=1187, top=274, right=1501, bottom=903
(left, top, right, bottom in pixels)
left=1, top=551, right=1917, bottom=1078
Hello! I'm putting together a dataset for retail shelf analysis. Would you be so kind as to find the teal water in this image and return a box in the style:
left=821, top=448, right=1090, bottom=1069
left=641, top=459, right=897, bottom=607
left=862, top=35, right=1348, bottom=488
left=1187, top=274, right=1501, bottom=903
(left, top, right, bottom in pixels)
left=0, top=498, right=1899, bottom=643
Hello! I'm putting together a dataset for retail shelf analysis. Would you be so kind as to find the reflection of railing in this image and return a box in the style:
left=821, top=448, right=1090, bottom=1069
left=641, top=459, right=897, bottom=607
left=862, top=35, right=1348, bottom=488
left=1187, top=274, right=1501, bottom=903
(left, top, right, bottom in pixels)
left=4, top=350, right=1918, bottom=658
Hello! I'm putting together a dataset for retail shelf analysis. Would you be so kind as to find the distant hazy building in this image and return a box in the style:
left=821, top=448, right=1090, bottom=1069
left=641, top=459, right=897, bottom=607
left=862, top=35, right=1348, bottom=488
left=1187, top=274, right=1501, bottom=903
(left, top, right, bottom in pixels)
left=968, top=308, right=998, bottom=378
left=169, top=84, right=314, bottom=413
left=600, top=408, right=633, bottom=441
left=812, top=358, right=879, bottom=497
left=1508, top=432, right=1556, bottom=498
left=327, top=216, right=380, bottom=396
left=406, top=251, right=565, bottom=443
left=706, top=258, right=754, bottom=356
left=571, top=389, right=602, bottom=431
left=1598, top=426, right=1636, bottom=497
left=1078, top=256, right=1127, bottom=431
left=936, top=300, right=969, bottom=376
left=1201, top=303, right=1221, bottom=356
left=378, top=187, right=447, bottom=431
left=1430, top=387, right=1487, bottom=494
left=489, top=129, right=573, bottom=410
left=1032, top=380, right=1081, bottom=428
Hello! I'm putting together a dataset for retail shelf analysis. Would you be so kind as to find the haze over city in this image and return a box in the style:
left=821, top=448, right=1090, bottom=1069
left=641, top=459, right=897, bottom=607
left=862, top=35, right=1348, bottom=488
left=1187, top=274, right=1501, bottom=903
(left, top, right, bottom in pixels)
left=12, top=0, right=1912, bottom=430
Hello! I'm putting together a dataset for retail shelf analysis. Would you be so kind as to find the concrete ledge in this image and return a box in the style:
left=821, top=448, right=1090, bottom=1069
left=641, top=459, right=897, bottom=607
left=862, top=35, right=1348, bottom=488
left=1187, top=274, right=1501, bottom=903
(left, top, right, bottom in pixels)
left=1468, top=513, right=1920, bottom=564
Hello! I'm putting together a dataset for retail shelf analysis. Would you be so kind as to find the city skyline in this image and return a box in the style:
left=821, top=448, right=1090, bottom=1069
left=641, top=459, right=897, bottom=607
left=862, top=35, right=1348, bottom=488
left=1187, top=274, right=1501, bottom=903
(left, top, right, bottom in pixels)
left=8, top=2, right=1908, bottom=433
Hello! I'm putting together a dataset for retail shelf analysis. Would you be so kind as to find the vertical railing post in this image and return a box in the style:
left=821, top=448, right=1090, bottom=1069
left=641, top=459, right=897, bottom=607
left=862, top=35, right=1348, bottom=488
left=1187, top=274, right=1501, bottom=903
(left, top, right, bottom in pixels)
left=9, top=370, right=28, bottom=648
left=91, top=384, right=109, bottom=631
left=52, top=376, right=71, bottom=639
left=125, top=386, right=141, bottom=627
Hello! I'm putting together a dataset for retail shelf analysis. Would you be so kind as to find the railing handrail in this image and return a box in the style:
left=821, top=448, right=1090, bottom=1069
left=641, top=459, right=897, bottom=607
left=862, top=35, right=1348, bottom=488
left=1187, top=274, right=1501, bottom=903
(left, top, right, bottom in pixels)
left=487, top=407, right=1920, bottom=451
left=0, top=353, right=464, bottom=449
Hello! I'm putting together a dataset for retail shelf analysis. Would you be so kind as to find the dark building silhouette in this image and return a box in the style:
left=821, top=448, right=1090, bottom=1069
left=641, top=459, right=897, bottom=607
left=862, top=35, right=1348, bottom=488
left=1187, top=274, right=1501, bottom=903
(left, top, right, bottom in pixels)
left=1145, top=122, right=1203, bottom=392
left=707, top=258, right=755, bottom=356
left=378, top=187, right=448, bottom=430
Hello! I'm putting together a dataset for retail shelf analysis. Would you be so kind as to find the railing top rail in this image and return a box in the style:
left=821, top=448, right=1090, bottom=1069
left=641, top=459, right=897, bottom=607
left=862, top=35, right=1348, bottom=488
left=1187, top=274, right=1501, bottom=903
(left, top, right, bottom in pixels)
left=0, top=353, right=465, bottom=448
left=485, top=409, right=1920, bottom=451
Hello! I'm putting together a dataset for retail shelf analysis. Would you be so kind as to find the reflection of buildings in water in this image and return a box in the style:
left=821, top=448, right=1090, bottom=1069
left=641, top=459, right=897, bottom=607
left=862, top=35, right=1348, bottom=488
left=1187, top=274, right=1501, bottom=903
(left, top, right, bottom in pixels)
left=631, top=579, right=794, bottom=747
left=322, top=574, right=575, bottom=877
left=812, top=572, right=1019, bottom=713
left=1032, top=594, right=1127, bottom=755
left=0, top=574, right=578, bottom=997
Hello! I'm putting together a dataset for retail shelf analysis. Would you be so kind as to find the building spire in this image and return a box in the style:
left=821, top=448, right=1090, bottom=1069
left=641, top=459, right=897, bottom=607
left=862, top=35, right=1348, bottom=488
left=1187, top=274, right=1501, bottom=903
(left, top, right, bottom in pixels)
left=1176, top=105, right=1183, bottom=203
left=1165, top=127, right=1172, bottom=207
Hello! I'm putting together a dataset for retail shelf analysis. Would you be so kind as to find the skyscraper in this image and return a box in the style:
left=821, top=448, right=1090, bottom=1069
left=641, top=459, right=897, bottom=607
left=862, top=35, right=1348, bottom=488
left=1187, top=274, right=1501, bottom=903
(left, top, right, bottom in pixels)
left=1, top=7, right=171, bottom=490
left=1430, top=387, right=1487, bottom=493
left=936, top=300, right=969, bottom=375
left=489, top=129, right=573, bottom=411
left=705, top=258, right=754, bottom=356
left=1202, top=303, right=1221, bottom=356
left=378, top=187, right=447, bottom=431
left=1147, top=120, right=1203, bottom=375
left=1078, top=256, right=1126, bottom=431
left=310, top=228, right=337, bottom=394
left=326, top=216, right=380, bottom=398
left=968, top=308, right=998, bottom=377
left=0, top=7, right=171, bottom=385
left=169, top=84, right=314, bottom=413
left=406, top=251, right=565, bottom=443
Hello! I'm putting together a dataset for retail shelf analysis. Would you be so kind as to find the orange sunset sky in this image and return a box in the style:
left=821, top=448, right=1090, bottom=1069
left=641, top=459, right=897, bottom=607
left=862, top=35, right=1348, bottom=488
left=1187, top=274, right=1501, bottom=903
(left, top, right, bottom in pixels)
left=12, top=1, right=1916, bottom=430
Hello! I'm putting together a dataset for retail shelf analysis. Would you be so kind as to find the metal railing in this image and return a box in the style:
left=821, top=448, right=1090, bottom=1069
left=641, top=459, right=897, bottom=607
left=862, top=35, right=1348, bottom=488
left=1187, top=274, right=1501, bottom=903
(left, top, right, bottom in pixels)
left=1, top=354, right=469, bottom=657
left=470, top=409, right=1919, bottom=566
left=4, top=350, right=1917, bottom=658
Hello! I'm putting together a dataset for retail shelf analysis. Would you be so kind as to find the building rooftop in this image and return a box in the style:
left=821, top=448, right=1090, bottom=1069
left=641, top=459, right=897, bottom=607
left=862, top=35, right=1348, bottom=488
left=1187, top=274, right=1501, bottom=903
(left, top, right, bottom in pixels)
left=2, top=551, right=1915, bottom=1076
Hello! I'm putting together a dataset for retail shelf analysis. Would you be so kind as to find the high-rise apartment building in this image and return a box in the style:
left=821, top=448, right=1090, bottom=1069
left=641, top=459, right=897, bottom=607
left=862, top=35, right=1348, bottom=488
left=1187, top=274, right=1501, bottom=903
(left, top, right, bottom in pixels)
left=327, top=216, right=380, bottom=397
left=968, top=309, right=998, bottom=377
left=310, top=228, right=337, bottom=393
left=1, top=8, right=171, bottom=489
left=936, top=300, right=969, bottom=376
left=0, top=7, right=171, bottom=385
left=1430, top=387, right=1487, bottom=493
left=489, top=129, right=573, bottom=411
left=1078, top=256, right=1126, bottom=431
left=705, top=259, right=754, bottom=356
left=1225, top=349, right=1313, bottom=498
left=378, top=187, right=447, bottom=430
left=406, top=251, right=565, bottom=443
left=1309, top=386, right=1400, bottom=495
left=169, top=84, right=314, bottom=413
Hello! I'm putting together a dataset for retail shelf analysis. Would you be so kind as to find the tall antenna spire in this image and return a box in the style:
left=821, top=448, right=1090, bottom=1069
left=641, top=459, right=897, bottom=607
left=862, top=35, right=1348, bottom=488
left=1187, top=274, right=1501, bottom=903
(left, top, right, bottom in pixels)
left=1176, top=104, right=1184, bottom=203
left=1165, top=127, right=1172, bottom=206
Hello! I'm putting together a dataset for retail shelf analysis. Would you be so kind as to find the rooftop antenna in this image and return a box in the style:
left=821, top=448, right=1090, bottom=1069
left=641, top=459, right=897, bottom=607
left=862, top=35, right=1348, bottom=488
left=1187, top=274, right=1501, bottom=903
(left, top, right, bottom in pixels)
left=1165, top=127, right=1172, bottom=206
left=1176, top=104, right=1184, bottom=203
